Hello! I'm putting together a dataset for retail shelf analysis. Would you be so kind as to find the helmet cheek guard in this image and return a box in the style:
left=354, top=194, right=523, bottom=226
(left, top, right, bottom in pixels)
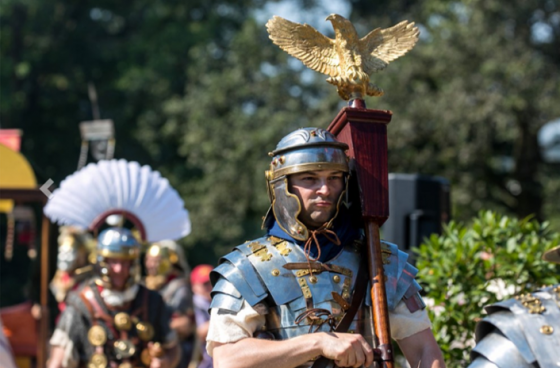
left=270, top=176, right=308, bottom=241
left=263, top=128, right=350, bottom=240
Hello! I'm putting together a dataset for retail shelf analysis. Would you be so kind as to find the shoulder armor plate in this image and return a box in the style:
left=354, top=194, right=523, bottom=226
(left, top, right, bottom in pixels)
left=469, top=285, right=560, bottom=368
left=365, top=241, right=422, bottom=311
left=238, top=238, right=302, bottom=305
left=210, top=253, right=267, bottom=307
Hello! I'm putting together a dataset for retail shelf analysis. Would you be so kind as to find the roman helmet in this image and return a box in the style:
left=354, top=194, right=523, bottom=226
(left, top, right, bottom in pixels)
left=543, top=245, right=560, bottom=264
left=44, top=159, right=191, bottom=290
left=146, top=240, right=188, bottom=275
left=95, top=227, right=142, bottom=289
left=56, top=226, right=94, bottom=273
left=264, top=127, right=349, bottom=241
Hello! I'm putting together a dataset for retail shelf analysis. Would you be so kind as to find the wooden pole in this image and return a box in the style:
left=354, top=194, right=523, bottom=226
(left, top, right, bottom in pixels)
left=38, top=214, right=50, bottom=368
left=328, top=103, right=394, bottom=367
left=365, top=221, right=393, bottom=366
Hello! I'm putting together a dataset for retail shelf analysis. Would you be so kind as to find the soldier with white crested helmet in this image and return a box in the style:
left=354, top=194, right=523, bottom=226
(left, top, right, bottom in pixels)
left=45, top=160, right=191, bottom=368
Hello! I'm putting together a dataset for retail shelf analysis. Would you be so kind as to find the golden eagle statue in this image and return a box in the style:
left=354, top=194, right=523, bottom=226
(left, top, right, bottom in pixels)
left=266, top=14, right=419, bottom=101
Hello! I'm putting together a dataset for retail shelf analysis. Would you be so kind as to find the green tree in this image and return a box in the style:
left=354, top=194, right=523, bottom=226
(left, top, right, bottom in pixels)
left=151, top=15, right=342, bottom=262
left=415, top=211, right=560, bottom=365
left=0, top=0, right=333, bottom=264
left=4, top=0, right=560, bottom=266
left=347, top=0, right=560, bottom=223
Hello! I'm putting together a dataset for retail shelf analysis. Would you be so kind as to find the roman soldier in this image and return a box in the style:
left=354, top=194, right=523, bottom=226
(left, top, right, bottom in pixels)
left=44, top=159, right=191, bottom=368
left=144, top=240, right=195, bottom=367
left=49, top=226, right=95, bottom=316
left=469, top=245, right=560, bottom=368
left=207, top=128, right=445, bottom=368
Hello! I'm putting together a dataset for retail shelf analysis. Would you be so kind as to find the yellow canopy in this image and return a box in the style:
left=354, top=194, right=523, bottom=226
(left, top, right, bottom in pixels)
left=0, top=143, right=37, bottom=213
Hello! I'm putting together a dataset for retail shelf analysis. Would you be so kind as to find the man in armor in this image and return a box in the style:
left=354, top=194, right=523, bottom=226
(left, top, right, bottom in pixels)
left=48, top=228, right=179, bottom=368
left=144, top=240, right=195, bottom=367
left=44, top=159, right=192, bottom=368
left=469, top=245, right=560, bottom=368
left=207, top=128, right=445, bottom=368
left=49, top=226, right=95, bottom=317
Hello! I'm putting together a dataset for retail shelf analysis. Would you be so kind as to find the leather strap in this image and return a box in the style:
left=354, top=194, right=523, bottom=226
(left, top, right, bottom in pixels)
left=333, top=261, right=367, bottom=332
left=311, top=261, right=379, bottom=368
left=80, top=285, right=119, bottom=337
left=78, top=291, right=96, bottom=323
left=283, top=262, right=351, bottom=275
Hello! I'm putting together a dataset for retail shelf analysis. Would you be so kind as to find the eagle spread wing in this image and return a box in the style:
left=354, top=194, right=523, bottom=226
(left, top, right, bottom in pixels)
left=359, top=20, right=419, bottom=75
left=266, top=16, right=340, bottom=77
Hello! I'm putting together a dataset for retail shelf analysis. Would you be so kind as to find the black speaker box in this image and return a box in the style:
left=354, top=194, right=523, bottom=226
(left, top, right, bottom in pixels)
left=382, top=174, right=451, bottom=259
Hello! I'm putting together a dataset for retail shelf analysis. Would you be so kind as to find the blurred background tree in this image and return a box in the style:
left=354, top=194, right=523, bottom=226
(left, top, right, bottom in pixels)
left=1, top=0, right=559, bottom=266
left=348, top=0, right=560, bottom=223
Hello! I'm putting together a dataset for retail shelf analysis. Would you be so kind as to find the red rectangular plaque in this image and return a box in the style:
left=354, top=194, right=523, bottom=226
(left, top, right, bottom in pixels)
left=327, top=107, right=392, bottom=225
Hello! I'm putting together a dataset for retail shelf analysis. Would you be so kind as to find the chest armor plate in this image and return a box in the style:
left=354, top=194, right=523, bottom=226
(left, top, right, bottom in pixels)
left=211, top=235, right=421, bottom=349
left=259, top=239, right=371, bottom=341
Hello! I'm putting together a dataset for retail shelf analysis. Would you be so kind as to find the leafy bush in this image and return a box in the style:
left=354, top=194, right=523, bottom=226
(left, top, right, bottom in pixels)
left=415, top=211, right=560, bottom=366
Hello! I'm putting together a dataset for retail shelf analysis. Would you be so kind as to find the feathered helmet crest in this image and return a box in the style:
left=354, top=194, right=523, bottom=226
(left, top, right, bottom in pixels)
left=44, top=159, right=191, bottom=288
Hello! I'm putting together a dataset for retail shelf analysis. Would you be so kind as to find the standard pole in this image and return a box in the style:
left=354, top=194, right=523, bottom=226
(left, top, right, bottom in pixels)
left=365, top=220, right=393, bottom=367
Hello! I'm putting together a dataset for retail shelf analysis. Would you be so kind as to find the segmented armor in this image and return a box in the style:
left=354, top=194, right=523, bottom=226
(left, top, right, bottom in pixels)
left=210, top=234, right=424, bottom=344
left=469, top=284, right=560, bottom=368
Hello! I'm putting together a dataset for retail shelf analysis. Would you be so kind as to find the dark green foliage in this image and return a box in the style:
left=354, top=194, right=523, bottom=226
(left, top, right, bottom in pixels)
left=2, top=0, right=559, bottom=267
left=415, top=211, right=560, bottom=365
left=0, top=0, right=327, bottom=265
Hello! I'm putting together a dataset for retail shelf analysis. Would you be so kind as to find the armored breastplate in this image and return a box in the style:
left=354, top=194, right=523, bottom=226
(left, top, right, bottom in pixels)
left=470, top=284, right=560, bottom=368
left=72, top=283, right=163, bottom=368
left=211, top=235, right=423, bottom=344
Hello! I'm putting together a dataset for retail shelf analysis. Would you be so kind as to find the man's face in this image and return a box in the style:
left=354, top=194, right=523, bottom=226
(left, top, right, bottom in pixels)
left=144, top=254, right=160, bottom=276
left=288, top=169, right=344, bottom=229
left=106, top=258, right=132, bottom=290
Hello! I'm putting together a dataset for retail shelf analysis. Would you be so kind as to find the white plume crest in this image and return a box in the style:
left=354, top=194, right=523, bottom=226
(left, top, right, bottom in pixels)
left=44, top=159, right=191, bottom=242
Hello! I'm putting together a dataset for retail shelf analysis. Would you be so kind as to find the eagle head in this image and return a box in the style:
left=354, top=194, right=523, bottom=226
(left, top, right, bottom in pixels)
left=326, top=14, right=355, bottom=38
left=326, top=14, right=347, bottom=24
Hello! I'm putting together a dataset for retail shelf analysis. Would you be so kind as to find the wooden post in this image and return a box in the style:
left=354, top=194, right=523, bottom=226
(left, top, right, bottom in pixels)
left=38, top=214, right=50, bottom=368
left=328, top=103, right=394, bottom=367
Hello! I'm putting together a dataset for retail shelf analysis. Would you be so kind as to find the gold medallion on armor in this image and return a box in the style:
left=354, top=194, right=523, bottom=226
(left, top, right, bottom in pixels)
left=113, top=339, right=136, bottom=359
left=88, top=353, right=107, bottom=368
left=114, top=312, right=132, bottom=331
left=136, top=321, right=154, bottom=341
left=87, top=325, right=107, bottom=346
left=140, top=348, right=152, bottom=366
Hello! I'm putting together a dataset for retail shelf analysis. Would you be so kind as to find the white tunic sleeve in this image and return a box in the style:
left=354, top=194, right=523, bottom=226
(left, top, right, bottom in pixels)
left=389, top=300, right=432, bottom=340
left=49, top=328, right=79, bottom=368
left=206, top=301, right=265, bottom=356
